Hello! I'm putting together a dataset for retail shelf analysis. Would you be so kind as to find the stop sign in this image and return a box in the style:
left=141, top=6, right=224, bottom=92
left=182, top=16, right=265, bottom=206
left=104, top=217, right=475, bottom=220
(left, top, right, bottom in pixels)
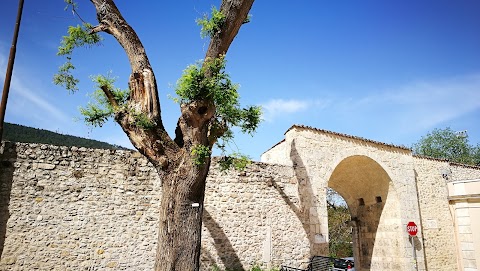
left=407, top=221, right=418, bottom=236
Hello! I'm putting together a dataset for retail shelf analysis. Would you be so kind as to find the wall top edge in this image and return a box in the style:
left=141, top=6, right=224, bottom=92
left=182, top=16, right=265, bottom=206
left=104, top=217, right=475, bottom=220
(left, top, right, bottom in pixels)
left=287, top=124, right=412, bottom=152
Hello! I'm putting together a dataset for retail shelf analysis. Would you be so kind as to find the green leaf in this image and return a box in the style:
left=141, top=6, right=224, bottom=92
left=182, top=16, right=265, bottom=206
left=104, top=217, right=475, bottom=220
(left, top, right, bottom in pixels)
left=79, top=103, right=112, bottom=127
left=54, top=23, right=102, bottom=92
left=58, top=23, right=102, bottom=56
left=412, top=127, right=479, bottom=165
left=196, top=6, right=226, bottom=39
left=191, top=144, right=211, bottom=165
left=173, top=56, right=262, bottom=170
left=53, top=60, right=79, bottom=92
left=218, top=153, right=251, bottom=171
left=78, top=73, right=130, bottom=127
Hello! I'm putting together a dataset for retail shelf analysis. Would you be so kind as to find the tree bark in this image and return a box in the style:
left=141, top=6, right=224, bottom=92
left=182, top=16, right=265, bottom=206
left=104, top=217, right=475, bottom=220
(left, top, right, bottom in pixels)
left=155, top=158, right=210, bottom=271
left=86, top=1, right=255, bottom=270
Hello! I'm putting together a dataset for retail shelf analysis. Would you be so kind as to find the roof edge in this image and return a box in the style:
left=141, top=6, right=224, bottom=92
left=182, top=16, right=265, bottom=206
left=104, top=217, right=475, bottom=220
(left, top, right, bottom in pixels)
left=287, top=124, right=411, bottom=151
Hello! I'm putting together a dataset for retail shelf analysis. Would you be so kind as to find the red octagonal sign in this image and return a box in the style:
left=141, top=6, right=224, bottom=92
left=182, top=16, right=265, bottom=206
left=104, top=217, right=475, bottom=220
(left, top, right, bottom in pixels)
left=407, top=221, right=418, bottom=236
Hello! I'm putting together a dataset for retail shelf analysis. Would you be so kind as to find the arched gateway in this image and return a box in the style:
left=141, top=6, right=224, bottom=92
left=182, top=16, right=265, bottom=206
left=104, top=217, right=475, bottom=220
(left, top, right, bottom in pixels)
left=262, top=125, right=426, bottom=271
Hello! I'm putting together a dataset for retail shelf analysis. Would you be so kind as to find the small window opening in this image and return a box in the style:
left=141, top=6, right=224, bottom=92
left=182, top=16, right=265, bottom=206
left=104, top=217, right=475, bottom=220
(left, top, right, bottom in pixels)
left=358, top=198, right=365, bottom=206
left=376, top=196, right=382, bottom=203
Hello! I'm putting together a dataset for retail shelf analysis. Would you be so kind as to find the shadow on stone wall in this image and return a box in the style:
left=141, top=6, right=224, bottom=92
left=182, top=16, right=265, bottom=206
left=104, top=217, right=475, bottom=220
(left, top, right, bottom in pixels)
left=200, top=245, right=216, bottom=270
left=0, top=142, right=16, bottom=258
left=413, top=169, right=428, bottom=271
left=355, top=202, right=385, bottom=269
left=271, top=139, right=317, bottom=258
left=203, top=209, right=245, bottom=271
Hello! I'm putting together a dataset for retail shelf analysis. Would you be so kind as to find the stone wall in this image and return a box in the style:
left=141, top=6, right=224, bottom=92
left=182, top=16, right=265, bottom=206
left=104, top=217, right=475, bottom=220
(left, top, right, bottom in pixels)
left=450, top=163, right=480, bottom=181
left=413, top=157, right=480, bottom=271
left=413, top=156, right=458, bottom=271
left=202, top=162, right=310, bottom=270
left=0, top=142, right=162, bottom=271
left=0, top=142, right=310, bottom=270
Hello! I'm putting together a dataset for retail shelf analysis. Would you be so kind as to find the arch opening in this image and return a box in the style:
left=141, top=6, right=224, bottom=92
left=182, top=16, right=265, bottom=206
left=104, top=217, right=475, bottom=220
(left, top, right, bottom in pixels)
left=328, top=155, right=400, bottom=270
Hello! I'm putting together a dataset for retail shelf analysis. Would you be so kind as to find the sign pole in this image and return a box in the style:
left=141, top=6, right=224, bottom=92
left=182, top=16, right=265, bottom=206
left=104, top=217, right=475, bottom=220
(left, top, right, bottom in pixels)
left=0, top=0, right=25, bottom=142
left=407, top=221, right=418, bottom=271
left=411, top=235, right=417, bottom=271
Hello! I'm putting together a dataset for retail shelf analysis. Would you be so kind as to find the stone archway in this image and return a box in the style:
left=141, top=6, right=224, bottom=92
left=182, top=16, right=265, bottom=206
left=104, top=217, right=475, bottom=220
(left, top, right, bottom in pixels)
left=328, top=155, right=403, bottom=271
left=262, top=125, right=425, bottom=270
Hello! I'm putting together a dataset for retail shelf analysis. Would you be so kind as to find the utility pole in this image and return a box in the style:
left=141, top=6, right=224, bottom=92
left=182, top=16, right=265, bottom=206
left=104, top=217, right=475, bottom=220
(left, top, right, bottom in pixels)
left=0, top=0, right=25, bottom=142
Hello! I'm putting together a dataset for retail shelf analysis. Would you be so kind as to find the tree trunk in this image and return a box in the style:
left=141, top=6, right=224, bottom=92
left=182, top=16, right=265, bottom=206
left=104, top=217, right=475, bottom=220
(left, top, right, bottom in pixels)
left=154, top=157, right=211, bottom=271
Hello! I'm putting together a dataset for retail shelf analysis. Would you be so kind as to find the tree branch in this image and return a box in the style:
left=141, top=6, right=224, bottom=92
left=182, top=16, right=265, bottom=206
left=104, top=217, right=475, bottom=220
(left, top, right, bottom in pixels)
left=100, top=85, right=118, bottom=109
left=207, top=119, right=228, bottom=147
left=90, top=0, right=162, bottom=122
left=88, top=0, right=181, bottom=168
left=204, top=0, right=255, bottom=61
left=90, top=23, right=109, bottom=34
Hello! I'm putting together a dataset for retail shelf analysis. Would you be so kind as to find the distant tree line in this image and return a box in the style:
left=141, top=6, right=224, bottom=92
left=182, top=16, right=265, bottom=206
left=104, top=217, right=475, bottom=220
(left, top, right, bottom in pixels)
left=3, top=122, right=129, bottom=150
left=412, top=127, right=480, bottom=166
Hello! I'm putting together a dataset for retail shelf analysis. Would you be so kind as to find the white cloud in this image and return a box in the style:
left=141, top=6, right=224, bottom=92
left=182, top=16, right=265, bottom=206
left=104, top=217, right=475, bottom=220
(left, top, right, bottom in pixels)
left=13, top=76, right=70, bottom=123
left=258, top=73, right=480, bottom=144
left=342, top=73, right=480, bottom=132
left=0, top=52, right=70, bottom=125
left=261, top=98, right=329, bottom=122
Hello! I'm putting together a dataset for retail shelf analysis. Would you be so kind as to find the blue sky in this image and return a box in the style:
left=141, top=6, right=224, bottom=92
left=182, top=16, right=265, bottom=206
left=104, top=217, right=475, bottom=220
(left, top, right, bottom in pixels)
left=1, top=0, right=480, bottom=161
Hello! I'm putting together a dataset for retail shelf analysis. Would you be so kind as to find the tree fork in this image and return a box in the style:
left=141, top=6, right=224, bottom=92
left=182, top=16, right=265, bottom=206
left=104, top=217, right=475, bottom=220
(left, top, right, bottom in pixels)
left=90, top=0, right=162, bottom=121
left=83, top=1, right=257, bottom=270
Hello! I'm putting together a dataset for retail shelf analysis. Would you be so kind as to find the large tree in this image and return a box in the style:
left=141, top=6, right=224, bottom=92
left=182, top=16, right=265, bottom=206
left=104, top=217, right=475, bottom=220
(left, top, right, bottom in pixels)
left=54, top=1, right=259, bottom=270
left=412, top=127, right=480, bottom=166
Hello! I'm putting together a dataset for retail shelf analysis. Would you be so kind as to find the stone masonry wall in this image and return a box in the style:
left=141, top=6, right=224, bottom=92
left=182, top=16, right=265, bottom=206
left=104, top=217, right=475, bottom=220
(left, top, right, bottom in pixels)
left=413, top=157, right=480, bottom=271
left=0, top=142, right=310, bottom=271
left=450, top=163, right=480, bottom=181
left=413, top=157, right=458, bottom=271
left=3, top=137, right=480, bottom=271
left=0, top=142, right=162, bottom=271
left=202, top=163, right=310, bottom=270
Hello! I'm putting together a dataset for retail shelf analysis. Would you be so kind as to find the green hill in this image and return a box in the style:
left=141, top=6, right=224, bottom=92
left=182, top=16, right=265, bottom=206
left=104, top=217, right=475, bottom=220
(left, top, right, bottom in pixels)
left=3, top=122, right=130, bottom=150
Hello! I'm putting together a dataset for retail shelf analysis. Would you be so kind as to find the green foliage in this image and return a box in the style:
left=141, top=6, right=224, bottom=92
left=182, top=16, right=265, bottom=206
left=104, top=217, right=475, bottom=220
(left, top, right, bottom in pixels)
left=196, top=6, right=226, bottom=38
left=328, top=202, right=353, bottom=258
left=249, top=264, right=264, bottom=271
left=79, top=103, right=112, bottom=127
left=218, top=153, right=251, bottom=171
left=175, top=56, right=234, bottom=103
left=54, top=23, right=102, bottom=91
left=412, top=127, right=480, bottom=165
left=58, top=23, right=102, bottom=56
left=133, top=112, right=156, bottom=130
left=191, top=144, right=211, bottom=165
left=174, top=56, right=261, bottom=169
left=53, top=58, right=79, bottom=92
left=79, top=74, right=129, bottom=127
left=175, top=55, right=262, bottom=139
left=326, top=188, right=352, bottom=258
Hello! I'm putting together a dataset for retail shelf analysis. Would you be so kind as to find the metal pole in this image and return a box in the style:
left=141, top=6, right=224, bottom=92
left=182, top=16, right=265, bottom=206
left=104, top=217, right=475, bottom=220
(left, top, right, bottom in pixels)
left=0, top=0, right=25, bottom=142
left=411, top=235, right=418, bottom=271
